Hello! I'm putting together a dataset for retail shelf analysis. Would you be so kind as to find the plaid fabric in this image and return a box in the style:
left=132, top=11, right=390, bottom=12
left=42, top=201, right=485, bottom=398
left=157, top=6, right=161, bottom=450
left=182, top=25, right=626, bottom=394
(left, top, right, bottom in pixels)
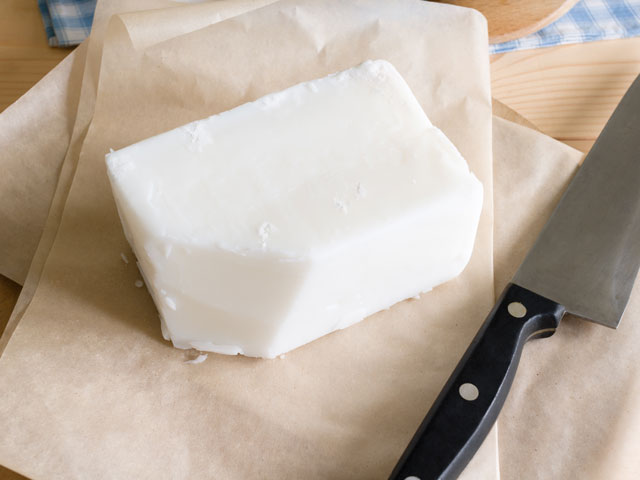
left=490, top=0, right=640, bottom=54
left=37, top=0, right=96, bottom=47
left=36, top=0, right=640, bottom=50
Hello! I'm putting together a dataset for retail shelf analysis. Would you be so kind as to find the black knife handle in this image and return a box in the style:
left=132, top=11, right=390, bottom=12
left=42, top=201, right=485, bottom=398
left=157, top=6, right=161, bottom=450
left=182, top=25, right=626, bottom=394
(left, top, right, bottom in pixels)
left=389, top=283, right=566, bottom=480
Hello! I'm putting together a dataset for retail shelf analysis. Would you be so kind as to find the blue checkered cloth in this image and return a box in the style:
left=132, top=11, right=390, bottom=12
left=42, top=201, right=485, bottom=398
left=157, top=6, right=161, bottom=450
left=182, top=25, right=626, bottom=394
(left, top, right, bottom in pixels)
left=36, top=0, right=640, bottom=50
left=38, top=0, right=96, bottom=47
left=490, top=0, right=640, bottom=54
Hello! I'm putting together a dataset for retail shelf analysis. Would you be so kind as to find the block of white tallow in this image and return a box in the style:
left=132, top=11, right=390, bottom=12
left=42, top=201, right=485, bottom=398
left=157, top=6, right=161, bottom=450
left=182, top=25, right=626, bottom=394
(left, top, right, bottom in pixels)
left=105, top=60, right=483, bottom=359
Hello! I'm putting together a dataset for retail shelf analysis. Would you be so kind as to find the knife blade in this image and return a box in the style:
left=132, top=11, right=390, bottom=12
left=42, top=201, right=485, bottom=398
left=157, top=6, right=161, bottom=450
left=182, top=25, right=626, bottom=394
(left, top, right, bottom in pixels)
left=389, top=74, right=640, bottom=480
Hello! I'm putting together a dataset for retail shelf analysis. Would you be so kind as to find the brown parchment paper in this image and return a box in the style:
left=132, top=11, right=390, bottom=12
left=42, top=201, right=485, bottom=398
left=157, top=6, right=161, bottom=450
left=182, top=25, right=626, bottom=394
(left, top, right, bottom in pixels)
left=493, top=117, right=640, bottom=479
left=3, top=6, right=639, bottom=474
left=0, top=0, right=498, bottom=478
left=0, top=41, right=86, bottom=285
left=0, top=0, right=178, bottom=352
left=0, top=0, right=282, bottom=289
left=0, top=0, right=281, bottom=360
left=0, top=0, right=193, bottom=285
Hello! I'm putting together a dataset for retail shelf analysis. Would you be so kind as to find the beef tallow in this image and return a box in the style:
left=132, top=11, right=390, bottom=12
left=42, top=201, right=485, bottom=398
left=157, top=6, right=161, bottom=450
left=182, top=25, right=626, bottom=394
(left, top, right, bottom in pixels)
left=105, top=60, right=483, bottom=359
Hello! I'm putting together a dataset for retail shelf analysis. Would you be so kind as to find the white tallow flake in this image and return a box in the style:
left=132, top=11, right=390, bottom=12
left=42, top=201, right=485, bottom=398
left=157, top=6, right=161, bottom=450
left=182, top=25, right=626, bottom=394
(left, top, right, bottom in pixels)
left=164, top=297, right=177, bottom=311
left=105, top=60, right=483, bottom=359
left=184, top=353, right=208, bottom=365
left=258, top=222, right=277, bottom=249
left=333, top=198, right=349, bottom=214
left=120, top=252, right=129, bottom=264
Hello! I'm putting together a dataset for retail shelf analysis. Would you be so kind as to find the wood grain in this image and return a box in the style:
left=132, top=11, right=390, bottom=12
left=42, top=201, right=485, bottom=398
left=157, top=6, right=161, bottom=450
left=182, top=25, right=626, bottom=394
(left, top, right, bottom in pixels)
left=439, top=0, right=579, bottom=43
left=0, top=277, right=20, bottom=338
left=0, top=462, right=25, bottom=480
left=0, top=0, right=71, bottom=112
left=491, top=37, right=640, bottom=152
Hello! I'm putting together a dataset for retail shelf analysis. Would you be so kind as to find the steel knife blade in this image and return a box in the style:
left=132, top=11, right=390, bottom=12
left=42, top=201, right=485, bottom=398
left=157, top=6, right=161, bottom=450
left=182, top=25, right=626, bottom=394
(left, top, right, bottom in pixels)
left=389, top=74, right=640, bottom=480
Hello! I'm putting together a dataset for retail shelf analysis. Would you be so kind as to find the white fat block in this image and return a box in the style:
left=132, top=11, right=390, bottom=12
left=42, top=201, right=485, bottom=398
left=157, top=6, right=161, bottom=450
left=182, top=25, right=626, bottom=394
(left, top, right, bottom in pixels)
left=106, top=60, right=483, bottom=358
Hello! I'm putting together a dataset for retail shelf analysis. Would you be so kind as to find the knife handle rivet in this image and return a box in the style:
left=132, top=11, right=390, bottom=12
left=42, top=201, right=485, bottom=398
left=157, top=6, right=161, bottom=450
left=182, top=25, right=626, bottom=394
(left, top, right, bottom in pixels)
left=507, top=302, right=527, bottom=318
left=459, top=383, right=479, bottom=401
left=403, top=477, right=421, bottom=480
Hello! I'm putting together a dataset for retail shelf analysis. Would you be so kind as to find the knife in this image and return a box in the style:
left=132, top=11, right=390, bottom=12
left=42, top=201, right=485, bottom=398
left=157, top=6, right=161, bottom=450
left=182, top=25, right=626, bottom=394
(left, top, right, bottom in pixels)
left=389, top=74, right=640, bottom=480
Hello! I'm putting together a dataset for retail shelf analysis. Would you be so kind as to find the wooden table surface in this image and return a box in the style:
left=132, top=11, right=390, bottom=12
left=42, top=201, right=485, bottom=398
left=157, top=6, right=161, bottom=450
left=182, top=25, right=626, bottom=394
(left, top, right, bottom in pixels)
left=1, top=2, right=640, bottom=479
left=438, top=0, right=581, bottom=43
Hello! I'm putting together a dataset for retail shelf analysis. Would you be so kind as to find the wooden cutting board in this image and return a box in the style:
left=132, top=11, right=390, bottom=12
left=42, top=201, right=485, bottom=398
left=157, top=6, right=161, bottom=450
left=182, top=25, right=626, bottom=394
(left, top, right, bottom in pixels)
left=439, top=0, right=580, bottom=44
